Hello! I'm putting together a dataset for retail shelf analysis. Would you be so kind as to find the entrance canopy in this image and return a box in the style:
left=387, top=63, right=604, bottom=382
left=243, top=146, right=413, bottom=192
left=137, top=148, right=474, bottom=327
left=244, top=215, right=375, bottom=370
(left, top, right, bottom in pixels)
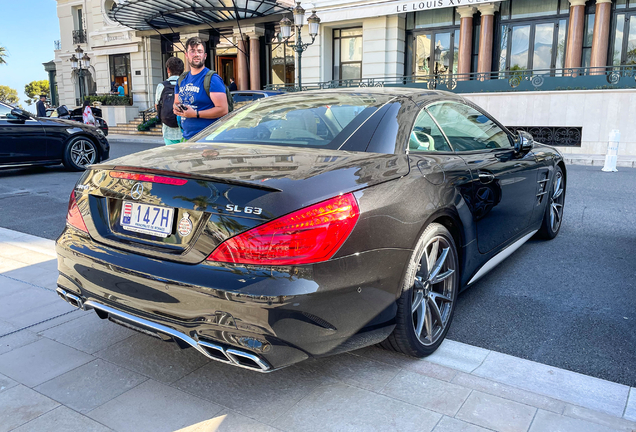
left=108, top=0, right=293, bottom=31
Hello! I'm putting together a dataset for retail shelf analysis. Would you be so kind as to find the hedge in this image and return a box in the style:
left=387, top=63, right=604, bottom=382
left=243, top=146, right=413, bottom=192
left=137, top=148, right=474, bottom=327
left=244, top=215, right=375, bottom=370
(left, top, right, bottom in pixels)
left=84, top=95, right=132, bottom=106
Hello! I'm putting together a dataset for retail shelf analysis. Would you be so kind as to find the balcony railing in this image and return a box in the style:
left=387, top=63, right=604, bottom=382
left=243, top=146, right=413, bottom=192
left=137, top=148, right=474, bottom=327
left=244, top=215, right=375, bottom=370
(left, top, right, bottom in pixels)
left=72, top=29, right=87, bottom=44
left=264, top=66, right=636, bottom=94
left=54, top=40, right=61, bottom=50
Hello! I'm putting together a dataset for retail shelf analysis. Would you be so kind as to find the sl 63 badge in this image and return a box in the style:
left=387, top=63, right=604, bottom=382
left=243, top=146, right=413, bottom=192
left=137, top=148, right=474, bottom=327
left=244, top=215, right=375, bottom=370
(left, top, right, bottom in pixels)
left=225, top=204, right=263, bottom=215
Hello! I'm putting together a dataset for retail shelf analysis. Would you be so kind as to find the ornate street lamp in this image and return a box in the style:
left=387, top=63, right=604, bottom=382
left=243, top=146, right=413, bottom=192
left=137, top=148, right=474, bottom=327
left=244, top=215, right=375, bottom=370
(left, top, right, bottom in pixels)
left=279, top=2, right=321, bottom=90
left=70, top=45, right=91, bottom=104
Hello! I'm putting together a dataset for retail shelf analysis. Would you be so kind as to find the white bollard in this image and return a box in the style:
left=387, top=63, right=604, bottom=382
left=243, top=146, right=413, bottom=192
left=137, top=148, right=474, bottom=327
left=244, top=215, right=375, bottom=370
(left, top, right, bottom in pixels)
left=601, top=129, right=620, bottom=172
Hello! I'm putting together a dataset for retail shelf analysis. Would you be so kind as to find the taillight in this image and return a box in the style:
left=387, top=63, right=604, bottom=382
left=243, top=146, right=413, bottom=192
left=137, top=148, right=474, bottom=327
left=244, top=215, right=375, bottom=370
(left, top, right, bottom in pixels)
left=109, top=171, right=188, bottom=185
left=66, top=190, right=88, bottom=233
left=207, top=193, right=360, bottom=265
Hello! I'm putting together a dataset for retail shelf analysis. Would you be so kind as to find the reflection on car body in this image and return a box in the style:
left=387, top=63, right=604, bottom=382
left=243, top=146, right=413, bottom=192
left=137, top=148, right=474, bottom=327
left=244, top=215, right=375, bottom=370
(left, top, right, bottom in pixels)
left=56, top=89, right=566, bottom=372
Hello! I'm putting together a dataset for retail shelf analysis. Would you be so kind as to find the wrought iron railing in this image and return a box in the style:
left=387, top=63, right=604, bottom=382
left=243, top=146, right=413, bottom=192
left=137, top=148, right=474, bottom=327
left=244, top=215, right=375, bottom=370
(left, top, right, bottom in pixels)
left=264, top=66, right=636, bottom=94
left=72, top=29, right=87, bottom=44
left=141, top=107, right=157, bottom=123
left=54, top=40, right=61, bottom=50
left=507, top=126, right=582, bottom=147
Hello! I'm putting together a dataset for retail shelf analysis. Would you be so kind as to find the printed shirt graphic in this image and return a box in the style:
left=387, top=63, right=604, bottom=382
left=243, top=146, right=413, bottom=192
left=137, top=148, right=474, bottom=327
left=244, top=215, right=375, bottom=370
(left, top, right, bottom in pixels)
left=175, top=67, right=226, bottom=139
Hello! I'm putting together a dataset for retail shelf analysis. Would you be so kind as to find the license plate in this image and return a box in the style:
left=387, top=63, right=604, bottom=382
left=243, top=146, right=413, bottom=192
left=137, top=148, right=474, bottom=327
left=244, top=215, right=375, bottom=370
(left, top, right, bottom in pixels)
left=120, top=201, right=174, bottom=238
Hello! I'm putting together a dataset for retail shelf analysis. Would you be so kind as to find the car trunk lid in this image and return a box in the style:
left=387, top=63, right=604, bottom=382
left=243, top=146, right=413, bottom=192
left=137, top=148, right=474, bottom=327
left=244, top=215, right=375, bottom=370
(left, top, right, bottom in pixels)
left=75, top=143, right=409, bottom=263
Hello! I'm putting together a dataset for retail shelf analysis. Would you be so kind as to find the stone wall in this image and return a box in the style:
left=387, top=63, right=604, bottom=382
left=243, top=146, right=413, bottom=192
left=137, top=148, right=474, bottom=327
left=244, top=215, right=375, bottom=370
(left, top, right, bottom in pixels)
left=463, top=89, right=636, bottom=156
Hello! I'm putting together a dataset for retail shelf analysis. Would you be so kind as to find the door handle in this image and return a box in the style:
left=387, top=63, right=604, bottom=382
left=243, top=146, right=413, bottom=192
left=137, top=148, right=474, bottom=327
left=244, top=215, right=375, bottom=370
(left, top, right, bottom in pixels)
left=478, top=171, right=495, bottom=184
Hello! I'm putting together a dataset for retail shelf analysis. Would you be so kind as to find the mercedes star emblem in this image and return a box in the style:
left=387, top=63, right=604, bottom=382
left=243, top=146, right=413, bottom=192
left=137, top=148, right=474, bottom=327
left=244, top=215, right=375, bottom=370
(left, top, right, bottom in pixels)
left=130, top=182, right=144, bottom=200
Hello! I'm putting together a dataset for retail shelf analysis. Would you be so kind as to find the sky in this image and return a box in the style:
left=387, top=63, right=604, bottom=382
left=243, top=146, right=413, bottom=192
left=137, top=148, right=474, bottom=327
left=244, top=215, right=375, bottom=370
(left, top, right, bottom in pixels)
left=0, top=0, right=60, bottom=109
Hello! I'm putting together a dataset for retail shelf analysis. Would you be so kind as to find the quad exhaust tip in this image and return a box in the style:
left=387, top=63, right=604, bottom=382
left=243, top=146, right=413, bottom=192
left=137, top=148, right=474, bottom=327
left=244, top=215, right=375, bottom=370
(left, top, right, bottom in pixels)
left=55, top=287, right=271, bottom=372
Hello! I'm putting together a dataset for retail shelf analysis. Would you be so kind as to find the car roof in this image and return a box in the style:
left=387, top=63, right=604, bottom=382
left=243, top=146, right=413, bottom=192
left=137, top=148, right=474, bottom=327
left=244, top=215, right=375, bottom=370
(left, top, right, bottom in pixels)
left=271, top=87, right=465, bottom=105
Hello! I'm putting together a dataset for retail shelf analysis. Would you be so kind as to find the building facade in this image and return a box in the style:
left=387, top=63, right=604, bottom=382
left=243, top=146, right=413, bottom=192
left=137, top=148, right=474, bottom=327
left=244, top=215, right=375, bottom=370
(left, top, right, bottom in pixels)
left=52, top=0, right=636, bottom=154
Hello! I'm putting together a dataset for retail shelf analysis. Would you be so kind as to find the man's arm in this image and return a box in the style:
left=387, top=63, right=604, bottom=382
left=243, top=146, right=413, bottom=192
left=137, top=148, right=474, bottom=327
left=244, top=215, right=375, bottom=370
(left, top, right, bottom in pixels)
left=180, top=92, right=228, bottom=120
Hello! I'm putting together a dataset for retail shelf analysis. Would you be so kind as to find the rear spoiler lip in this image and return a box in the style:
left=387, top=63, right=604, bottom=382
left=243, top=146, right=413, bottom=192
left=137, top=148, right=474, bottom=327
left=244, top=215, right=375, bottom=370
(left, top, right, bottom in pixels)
left=94, top=165, right=283, bottom=192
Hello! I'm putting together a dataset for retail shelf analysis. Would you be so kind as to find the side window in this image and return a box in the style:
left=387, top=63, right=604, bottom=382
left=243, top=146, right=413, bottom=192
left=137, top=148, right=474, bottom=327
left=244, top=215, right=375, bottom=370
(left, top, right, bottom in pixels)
left=0, top=104, right=12, bottom=119
left=427, top=102, right=512, bottom=152
left=408, top=109, right=452, bottom=152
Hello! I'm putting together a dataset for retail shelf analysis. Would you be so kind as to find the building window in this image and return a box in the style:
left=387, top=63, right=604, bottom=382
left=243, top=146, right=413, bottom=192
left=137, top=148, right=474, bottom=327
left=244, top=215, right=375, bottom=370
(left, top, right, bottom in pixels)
left=109, top=54, right=131, bottom=97
left=611, top=2, right=636, bottom=66
left=497, top=0, right=568, bottom=73
left=271, top=39, right=295, bottom=85
left=333, top=28, right=363, bottom=81
left=582, top=4, right=596, bottom=68
left=408, top=8, right=460, bottom=78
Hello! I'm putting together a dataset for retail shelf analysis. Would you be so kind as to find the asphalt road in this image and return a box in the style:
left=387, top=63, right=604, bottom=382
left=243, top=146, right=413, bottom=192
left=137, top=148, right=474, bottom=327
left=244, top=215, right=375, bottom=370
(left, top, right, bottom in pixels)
left=0, top=142, right=634, bottom=386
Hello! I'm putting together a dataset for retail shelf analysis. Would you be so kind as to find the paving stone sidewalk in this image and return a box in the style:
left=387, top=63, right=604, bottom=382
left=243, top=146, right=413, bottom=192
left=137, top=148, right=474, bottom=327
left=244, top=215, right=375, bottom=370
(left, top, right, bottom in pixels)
left=0, top=227, right=635, bottom=432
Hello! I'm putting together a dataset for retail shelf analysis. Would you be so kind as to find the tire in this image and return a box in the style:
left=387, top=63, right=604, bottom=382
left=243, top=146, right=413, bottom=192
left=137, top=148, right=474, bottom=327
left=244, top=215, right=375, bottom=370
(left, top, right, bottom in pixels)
left=537, top=165, right=565, bottom=239
left=63, top=136, right=98, bottom=171
left=380, top=223, right=459, bottom=357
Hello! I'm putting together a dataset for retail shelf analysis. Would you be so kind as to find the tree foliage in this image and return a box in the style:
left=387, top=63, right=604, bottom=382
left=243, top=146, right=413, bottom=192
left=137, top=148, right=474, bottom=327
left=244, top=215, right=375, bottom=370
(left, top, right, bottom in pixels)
left=0, top=85, right=19, bottom=104
left=0, top=45, right=7, bottom=65
left=24, top=80, right=50, bottom=105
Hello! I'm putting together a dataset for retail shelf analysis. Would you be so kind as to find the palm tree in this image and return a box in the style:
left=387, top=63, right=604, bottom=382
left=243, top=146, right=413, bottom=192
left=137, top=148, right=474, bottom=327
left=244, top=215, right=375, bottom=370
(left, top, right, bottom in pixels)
left=0, top=46, right=7, bottom=65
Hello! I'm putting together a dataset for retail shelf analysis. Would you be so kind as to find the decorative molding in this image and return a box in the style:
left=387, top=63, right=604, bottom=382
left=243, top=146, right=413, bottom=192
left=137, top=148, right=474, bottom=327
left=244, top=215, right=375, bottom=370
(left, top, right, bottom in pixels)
left=507, top=126, right=582, bottom=147
left=568, top=0, right=587, bottom=6
left=477, top=2, right=500, bottom=16
left=456, top=6, right=477, bottom=19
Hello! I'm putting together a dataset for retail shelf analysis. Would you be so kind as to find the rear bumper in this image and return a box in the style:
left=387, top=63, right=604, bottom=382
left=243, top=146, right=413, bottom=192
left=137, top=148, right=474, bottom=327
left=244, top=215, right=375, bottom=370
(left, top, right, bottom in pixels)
left=55, top=227, right=410, bottom=370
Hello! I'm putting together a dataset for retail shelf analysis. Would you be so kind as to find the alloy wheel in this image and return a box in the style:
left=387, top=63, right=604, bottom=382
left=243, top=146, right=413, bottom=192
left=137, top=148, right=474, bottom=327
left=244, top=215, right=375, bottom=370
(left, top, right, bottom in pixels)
left=411, top=236, right=456, bottom=346
left=70, top=139, right=96, bottom=168
left=550, top=171, right=564, bottom=233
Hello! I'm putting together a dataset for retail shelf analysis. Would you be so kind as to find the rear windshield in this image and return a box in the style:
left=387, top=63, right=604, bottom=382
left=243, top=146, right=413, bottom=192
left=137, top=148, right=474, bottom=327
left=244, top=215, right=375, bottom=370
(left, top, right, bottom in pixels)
left=193, top=93, right=392, bottom=149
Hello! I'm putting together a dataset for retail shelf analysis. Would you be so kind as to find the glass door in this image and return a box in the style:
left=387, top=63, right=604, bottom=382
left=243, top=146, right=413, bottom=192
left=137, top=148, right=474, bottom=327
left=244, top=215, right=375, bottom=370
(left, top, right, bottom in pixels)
left=413, top=31, right=459, bottom=79
left=612, top=13, right=636, bottom=66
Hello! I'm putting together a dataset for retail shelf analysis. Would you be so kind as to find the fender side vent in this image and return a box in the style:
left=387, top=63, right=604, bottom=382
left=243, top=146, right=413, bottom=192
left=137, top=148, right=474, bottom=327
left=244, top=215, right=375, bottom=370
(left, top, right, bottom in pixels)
left=302, top=312, right=337, bottom=331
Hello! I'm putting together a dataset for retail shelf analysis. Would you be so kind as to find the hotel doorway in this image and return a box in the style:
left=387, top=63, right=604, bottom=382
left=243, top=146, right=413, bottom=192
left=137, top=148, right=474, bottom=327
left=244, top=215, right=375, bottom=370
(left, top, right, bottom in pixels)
left=218, top=56, right=237, bottom=87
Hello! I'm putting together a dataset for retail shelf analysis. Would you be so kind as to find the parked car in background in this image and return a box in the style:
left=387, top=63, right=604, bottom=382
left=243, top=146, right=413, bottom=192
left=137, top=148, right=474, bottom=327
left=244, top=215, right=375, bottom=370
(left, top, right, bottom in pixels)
left=231, top=90, right=283, bottom=109
left=47, top=105, right=109, bottom=136
left=55, top=89, right=566, bottom=372
left=0, top=101, right=110, bottom=171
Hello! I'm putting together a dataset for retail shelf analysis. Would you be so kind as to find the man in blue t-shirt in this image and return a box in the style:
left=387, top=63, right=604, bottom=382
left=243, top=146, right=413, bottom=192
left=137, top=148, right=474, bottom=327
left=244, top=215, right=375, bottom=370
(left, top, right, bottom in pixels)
left=174, top=36, right=229, bottom=140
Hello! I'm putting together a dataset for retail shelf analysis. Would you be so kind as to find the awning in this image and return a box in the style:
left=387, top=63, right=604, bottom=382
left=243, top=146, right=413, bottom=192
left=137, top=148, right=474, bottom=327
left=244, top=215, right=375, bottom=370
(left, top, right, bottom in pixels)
left=108, top=0, right=293, bottom=31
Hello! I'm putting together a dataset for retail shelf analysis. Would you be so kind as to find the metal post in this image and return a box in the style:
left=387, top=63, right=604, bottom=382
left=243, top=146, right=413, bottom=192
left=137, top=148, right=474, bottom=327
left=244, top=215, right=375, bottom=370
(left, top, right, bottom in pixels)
left=78, top=68, right=84, bottom=103
left=296, top=26, right=303, bottom=90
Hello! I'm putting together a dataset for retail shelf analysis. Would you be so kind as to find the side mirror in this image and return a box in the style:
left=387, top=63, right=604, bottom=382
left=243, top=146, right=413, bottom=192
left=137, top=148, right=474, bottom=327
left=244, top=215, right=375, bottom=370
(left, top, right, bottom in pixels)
left=515, top=130, right=534, bottom=153
left=10, top=108, right=30, bottom=120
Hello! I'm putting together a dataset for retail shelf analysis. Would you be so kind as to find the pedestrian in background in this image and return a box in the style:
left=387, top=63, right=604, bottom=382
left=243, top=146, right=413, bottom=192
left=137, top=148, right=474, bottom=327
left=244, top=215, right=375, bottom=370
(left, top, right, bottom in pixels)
left=118, top=83, right=125, bottom=96
left=173, top=36, right=229, bottom=140
left=36, top=95, right=47, bottom=117
left=155, top=56, right=185, bottom=145
left=229, top=77, right=237, bottom=91
left=82, top=100, right=95, bottom=126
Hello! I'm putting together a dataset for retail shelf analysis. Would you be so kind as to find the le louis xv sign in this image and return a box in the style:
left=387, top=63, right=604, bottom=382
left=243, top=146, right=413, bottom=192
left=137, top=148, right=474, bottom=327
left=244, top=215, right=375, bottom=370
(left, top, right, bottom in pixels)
left=392, top=0, right=502, bottom=14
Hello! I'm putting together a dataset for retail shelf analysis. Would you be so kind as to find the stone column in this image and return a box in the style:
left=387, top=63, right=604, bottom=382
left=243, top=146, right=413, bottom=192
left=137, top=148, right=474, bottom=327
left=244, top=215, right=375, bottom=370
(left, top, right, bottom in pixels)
left=565, top=0, right=587, bottom=70
left=242, top=25, right=265, bottom=90
left=457, top=6, right=476, bottom=79
left=179, top=32, right=210, bottom=74
left=477, top=3, right=499, bottom=79
left=234, top=29, right=249, bottom=91
left=590, top=0, right=612, bottom=74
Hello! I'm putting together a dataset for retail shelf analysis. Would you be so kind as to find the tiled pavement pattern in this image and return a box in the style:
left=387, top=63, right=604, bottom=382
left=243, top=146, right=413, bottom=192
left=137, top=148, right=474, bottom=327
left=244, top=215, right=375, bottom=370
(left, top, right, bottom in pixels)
left=0, top=227, right=635, bottom=432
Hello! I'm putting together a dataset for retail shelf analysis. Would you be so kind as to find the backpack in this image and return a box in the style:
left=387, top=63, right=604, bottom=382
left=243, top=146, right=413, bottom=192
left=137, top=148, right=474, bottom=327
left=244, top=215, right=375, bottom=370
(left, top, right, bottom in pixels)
left=157, top=80, right=178, bottom=128
left=178, top=70, right=234, bottom=114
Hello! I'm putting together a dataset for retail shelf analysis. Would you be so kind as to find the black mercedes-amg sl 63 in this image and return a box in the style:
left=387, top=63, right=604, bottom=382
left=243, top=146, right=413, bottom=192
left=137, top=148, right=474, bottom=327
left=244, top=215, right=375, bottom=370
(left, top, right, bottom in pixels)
left=55, top=89, right=566, bottom=372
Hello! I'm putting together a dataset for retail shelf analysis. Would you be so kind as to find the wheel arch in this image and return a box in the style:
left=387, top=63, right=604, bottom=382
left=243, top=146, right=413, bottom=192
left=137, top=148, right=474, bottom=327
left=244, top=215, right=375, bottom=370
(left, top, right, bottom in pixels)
left=421, top=208, right=467, bottom=280
left=66, top=133, right=102, bottom=162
